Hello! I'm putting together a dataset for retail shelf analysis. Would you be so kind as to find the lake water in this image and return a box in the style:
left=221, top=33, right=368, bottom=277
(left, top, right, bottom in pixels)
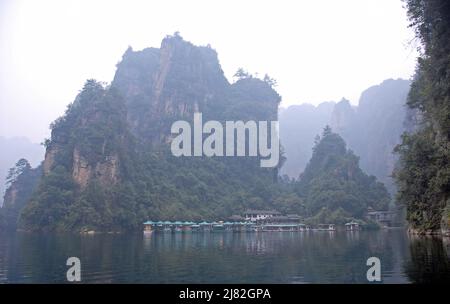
left=0, top=230, right=449, bottom=283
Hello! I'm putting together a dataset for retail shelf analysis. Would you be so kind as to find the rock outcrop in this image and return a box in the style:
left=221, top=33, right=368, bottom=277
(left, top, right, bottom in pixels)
left=16, top=34, right=281, bottom=232
left=112, top=34, right=230, bottom=144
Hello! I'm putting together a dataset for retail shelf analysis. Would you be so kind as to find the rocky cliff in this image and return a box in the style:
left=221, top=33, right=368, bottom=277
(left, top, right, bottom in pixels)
left=112, top=34, right=230, bottom=144
left=280, top=79, right=410, bottom=194
left=332, top=79, right=411, bottom=193
left=41, top=79, right=129, bottom=190
left=16, top=34, right=282, bottom=232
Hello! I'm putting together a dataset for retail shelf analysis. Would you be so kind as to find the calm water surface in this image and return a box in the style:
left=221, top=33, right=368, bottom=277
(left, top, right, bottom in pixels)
left=0, top=230, right=449, bottom=283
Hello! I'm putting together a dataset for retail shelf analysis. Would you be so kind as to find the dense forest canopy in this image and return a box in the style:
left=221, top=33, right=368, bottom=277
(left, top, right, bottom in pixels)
left=394, top=0, right=450, bottom=233
left=296, top=126, right=390, bottom=223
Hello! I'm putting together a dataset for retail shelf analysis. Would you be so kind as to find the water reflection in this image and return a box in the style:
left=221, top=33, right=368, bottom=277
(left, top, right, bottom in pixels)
left=404, top=234, right=450, bottom=283
left=0, top=230, right=448, bottom=283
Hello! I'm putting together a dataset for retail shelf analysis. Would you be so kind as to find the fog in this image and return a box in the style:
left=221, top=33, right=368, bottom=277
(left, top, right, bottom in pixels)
left=0, top=0, right=418, bottom=143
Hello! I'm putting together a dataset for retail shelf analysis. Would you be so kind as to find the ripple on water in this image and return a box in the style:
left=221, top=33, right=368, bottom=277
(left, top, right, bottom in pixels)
left=0, top=231, right=449, bottom=283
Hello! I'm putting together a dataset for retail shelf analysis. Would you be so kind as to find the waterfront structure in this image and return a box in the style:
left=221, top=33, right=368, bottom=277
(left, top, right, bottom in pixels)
left=143, top=220, right=316, bottom=233
left=181, top=222, right=194, bottom=232
left=345, top=221, right=360, bottom=231
left=191, top=224, right=200, bottom=232
left=212, top=223, right=225, bottom=231
left=259, top=214, right=301, bottom=224
left=199, top=221, right=213, bottom=231
left=143, top=221, right=154, bottom=233
left=316, top=224, right=335, bottom=231
left=230, top=221, right=247, bottom=232
left=243, top=210, right=281, bottom=222
left=366, top=208, right=396, bottom=227
left=144, top=213, right=338, bottom=233
left=262, top=224, right=301, bottom=232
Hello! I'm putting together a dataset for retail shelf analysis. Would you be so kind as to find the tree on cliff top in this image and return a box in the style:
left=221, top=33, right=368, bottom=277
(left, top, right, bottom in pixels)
left=6, top=158, right=31, bottom=187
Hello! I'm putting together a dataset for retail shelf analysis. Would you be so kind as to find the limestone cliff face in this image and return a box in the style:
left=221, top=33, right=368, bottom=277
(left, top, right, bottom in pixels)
left=330, top=98, right=355, bottom=134
left=3, top=186, right=18, bottom=207
left=329, top=79, right=411, bottom=193
left=112, top=34, right=230, bottom=144
left=152, top=36, right=229, bottom=116
left=39, top=34, right=279, bottom=196
left=72, top=148, right=119, bottom=189
left=71, top=148, right=91, bottom=189
left=38, top=79, right=128, bottom=193
left=94, top=154, right=119, bottom=188
left=42, top=144, right=60, bottom=175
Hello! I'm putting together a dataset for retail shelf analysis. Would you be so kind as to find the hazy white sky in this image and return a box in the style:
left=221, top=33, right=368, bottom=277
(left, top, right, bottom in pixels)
left=0, top=0, right=418, bottom=143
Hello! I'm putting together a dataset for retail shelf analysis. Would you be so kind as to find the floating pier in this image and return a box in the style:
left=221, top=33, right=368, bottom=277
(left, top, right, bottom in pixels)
left=142, top=221, right=341, bottom=233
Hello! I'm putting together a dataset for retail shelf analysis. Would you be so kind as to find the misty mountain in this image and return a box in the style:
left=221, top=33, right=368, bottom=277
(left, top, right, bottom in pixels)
left=331, top=79, right=411, bottom=193
left=296, top=126, right=390, bottom=222
left=0, top=137, right=44, bottom=206
left=280, top=79, right=410, bottom=193
left=279, top=102, right=335, bottom=178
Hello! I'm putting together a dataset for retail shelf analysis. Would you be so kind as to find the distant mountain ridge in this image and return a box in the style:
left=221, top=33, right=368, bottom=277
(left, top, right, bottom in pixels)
left=332, top=79, right=411, bottom=193
left=280, top=78, right=411, bottom=193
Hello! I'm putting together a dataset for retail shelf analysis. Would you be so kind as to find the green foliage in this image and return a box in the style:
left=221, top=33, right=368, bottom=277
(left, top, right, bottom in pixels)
left=394, top=127, right=449, bottom=231
left=19, top=165, right=75, bottom=231
left=263, top=74, right=277, bottom=87
left=224, top=77, right=281, bottom=122
left=394, top=0, right=450, bottom=232
left=6, top=158, right=31, bottom=187
left=0, top=159, right=41, bottom=230
left=126, top=149, right=291, bottom=222
left=19, top=79, right=133, bottom=232
left=233, top=68, right=251, bottom=80
left=297, top=127, right=391, bottom=219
